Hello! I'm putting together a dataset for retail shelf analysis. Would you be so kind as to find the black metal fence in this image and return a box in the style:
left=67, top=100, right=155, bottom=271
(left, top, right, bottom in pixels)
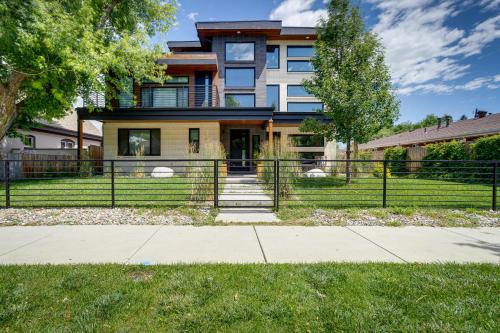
left=0, top=159, right=498, bottom=210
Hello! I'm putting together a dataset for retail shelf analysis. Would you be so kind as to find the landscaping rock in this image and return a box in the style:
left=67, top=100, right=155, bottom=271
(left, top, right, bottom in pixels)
left=151, top=167, right=174, bottom=178
left=304, top=169, right=326, bottom=178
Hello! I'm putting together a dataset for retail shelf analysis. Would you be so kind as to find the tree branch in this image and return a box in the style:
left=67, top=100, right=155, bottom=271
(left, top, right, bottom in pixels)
left=97, top=0, right=120, bottom=30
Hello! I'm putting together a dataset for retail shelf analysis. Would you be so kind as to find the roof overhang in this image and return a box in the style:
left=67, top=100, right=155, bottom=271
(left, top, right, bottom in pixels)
left=31, top=124, right=102, bottom=141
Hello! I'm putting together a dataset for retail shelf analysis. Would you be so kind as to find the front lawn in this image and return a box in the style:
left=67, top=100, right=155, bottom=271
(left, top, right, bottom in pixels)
left=0, top=264, right=498, bottom=331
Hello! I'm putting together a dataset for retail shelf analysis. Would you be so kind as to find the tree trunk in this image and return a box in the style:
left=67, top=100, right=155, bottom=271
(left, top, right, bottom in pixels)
left=0, top=72, right=25, bottom=140
left=345, top=140, right=351, bottom=184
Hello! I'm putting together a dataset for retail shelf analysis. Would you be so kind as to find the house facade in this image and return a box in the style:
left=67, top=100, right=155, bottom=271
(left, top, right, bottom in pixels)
left=77, top=21, right=335, bottom=169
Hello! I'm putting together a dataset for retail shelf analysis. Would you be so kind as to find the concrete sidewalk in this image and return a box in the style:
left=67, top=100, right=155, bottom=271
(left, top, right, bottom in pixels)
left=0, top=225, right=498, bottom=264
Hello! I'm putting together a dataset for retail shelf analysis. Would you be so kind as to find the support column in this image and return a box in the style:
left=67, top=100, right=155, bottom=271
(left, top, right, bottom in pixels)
left=77, top=117, right=83, bottom=160
left=268, top=119, right=273, bottom=151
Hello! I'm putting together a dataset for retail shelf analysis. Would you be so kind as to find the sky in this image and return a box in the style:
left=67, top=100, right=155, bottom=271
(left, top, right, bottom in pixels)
left=153, top=0, right=500, bottom=124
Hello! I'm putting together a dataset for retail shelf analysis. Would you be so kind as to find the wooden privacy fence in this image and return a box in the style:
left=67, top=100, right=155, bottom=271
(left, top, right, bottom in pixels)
left=406, top=146, right=428, bottom=171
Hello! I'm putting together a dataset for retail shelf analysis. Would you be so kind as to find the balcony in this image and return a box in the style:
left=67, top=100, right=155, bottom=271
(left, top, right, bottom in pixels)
left=138, top=84, right=219, bottom=108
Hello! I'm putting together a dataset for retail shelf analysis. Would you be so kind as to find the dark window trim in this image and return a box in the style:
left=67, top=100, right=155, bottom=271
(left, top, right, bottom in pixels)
left=266, top=45, right=280, bottom=69
left=288, top=134, right=325, bottom=147
left=287, top=45, right=314, bottom=58
left=117, top=128, right=161, bottom=156
left=287, top=60, right=314, bottom=73
left=24, top=135, right=36, bottom=148
left=224, top=41, right=256, bottom=63
left=266, top=84, right=280, bottom=111
left=225, top=93, right=256, bottom=107
left=189, top=128, right=200, bottom=153
left=224, top=67, right=256, bottom=88
left=287, top=84, right=313, bottom=97
left=287, top=102, right=324, bottom=112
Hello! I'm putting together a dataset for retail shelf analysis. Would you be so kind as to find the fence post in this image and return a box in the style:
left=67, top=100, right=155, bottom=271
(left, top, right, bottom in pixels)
left=493, top=162, right=497, bottom=211
left=382, top=160, right=387, bottom=208
left=274, top=159, right=279, bottom=210
left=111, top=160, right=115, bottom=208
left=214, top=160, right=219, bottom=208
left=4, top=160, right=10, bottom=208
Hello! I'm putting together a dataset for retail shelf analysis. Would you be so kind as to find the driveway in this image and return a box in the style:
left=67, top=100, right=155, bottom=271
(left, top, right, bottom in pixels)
left=0, top=225, right=498, bottom=264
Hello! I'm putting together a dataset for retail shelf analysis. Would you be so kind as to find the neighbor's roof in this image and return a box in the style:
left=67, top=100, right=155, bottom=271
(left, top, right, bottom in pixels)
left=37, top=111, right=102, bottom=138
left=359, top=113, right=500, bottom=150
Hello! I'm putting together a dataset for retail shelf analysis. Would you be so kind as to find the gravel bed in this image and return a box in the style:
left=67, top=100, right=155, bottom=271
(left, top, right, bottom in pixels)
left=311, top=209, right=499, bottom=227
left=0, top=208, right=196, bottom=226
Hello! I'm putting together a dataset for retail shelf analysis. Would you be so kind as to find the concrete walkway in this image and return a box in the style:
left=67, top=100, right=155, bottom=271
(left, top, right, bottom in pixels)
left=216, top=175, right=279, bottom=223
left=0, top=226, right=498, bottom=264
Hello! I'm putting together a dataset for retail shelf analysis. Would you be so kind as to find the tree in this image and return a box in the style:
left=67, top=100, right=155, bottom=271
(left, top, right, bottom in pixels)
left=0, top=0, right=176, bottom=140
left=300, top=0, right=399, bottom=183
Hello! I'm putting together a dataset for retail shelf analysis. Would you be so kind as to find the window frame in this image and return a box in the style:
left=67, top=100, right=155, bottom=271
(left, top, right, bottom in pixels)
left=287, top=60, right=314, bottom=72
left=225, top=42, right=256, bottom=63
left=224, top=93, right=256, bottom=107
left=23, top=135, right=36, bottom=148
left=224, top=67, right=256, bottom=88
left=288, top=134, right=325, bottom=147
left=60, top=139, right=75, bottom=149
left=117, top=128, right=161, bottom=156
left=287, top=85, right=313, bottom=97
left=287, top=102, right=324, bottom=112
left=287, top=45, right=314, bottom=58
left=266, top=84, right=280, bottom=111
left=266, top=45, right=280, bottom=69
left=189, top=128, right=200, bottom=153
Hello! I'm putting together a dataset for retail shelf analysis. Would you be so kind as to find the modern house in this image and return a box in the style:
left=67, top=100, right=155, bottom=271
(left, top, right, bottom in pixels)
left=76, top=20, right=335, bottom=170
left=359, top=111, right=500, bottom=151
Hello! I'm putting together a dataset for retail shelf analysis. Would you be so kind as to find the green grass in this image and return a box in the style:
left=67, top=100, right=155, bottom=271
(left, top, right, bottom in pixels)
left=0, top=264, right=498, bottom=332
left=283, top=176, right=497, bottom=209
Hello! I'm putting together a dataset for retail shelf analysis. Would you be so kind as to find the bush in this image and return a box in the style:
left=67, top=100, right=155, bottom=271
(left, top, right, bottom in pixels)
left=384, top=146, right=407, bottom=174
left=188, top=142, right=225, bottom=202
left=422, top=140, right=472, bottom=179
left=472, top=135, right=500, bottom=161
left=372, top=162, right=391, bottom=178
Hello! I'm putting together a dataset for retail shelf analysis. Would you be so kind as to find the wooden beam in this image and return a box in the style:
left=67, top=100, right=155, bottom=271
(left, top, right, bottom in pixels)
left=268, top=119, right=273, bottom=151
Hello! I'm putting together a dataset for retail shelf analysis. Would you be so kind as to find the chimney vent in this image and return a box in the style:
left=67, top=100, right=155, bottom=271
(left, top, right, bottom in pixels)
left=445, top=116, right=452, bottom=127
left=437, top=118, right=442, bottom=129
left=474, top=108, right=489, bottom=118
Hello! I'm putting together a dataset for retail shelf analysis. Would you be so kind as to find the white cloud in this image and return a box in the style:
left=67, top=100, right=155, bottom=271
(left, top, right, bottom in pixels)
left=269, top=0, right=326, bottom=26
left=456, top=77, right=491, bottom=90
left=494, top=74, right=500, bottom=82
left=187, top=12, right=199, bottom=22
left=398, top=75, right=500, bottom=95
left=480, top=0, right=500, bottom=10
left=368, top=0, right=500, bottom=95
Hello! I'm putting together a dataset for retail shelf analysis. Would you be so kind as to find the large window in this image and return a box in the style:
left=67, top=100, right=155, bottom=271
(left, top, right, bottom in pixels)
left=287, top=85, right=313, bottom=97
left=118, top=77, right=134, bottom=107
left=225, top=94, right=255, bottom=107
left=225, top=68, right=255, bottom=87
left=189, top=128, right=200, bottom=153
left=287, top=102, right=323, bottom=112
left=287, top=60, right=313, bottom=72
left=266, top=45, right=280, bottom=69
left=289, top=134, right=324, bottom=147
left=266, top=85, right=279, bottom=111
left=141, top=87, right=188, bottom=107
left=61, top=139, right=75, bottom=149
left=118, top=129, right=160, bottom=156
left=225, top=42, right=255, bottom=62
left=287, top=46, right=315, bottom=57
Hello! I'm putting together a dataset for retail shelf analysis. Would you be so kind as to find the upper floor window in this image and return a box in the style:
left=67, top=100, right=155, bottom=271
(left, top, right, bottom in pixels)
left=61, top=139, right=75, bottom=149
left=267, top=85, right=279, bottom=111
left=118, top=129, right=160, bottom=156
left=287, top=46, right=315, bottom=57
left=287, top=85, right=313, bottom=97
left=225, top=68, right=255, bottom=88
left=287, top=102, right=323, bottom=112
left=225, top=42, right=255, bottom=62
left=23, top=135, right=36, bottom=148
left=118, top=77, right=134, bottom=107
left=225, top=94, right=255, bottom=107
left=287, top=60, right=314, bottom=72
left=141, top=87, right=188, bottom=108
left=266, top=45, right=280, bottom=69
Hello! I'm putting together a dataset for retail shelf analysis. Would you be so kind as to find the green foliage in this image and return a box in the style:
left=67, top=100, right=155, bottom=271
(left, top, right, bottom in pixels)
left=422, top=141, right=472, bottom=179
left=372, top=162, right=391, bottom=178
left=300, top=0, right=399, bottom=147
left=425, top=141, right=471, bottom=161
left=373, top=114, right=446, bottom=139
left=471, top=135, right=500, bottom=161
left=384, top=146, right=407, bottom=173
left=0, top=0, right=177, bottom=138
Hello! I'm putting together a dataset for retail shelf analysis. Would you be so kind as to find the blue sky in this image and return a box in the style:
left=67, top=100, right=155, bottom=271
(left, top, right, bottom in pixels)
left=154, top=0, right=500, bottom=124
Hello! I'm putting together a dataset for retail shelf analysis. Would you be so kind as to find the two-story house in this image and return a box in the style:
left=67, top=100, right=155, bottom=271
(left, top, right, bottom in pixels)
left=76, top=20, right=335, bottom=171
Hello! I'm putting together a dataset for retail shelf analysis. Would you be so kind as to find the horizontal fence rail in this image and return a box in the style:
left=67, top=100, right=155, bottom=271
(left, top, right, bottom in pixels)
left=0, top=159, right=498, bottom=210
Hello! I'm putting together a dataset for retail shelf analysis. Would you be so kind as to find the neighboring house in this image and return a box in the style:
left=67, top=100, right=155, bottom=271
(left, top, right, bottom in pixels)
left=359, top=112, right=500, bottom=151
left=0, top=111, right=102, bottom=155
left=76, top=20, right=335, bottom=171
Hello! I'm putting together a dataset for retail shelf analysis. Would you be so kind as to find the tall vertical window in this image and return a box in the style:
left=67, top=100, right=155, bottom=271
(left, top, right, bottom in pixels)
left=118, top=129, right=161, bottom=156
left=267, top=85, right=280, bottom=111
left=118, top=77, right=134, bottom=107
left=252, top=135, right=260, bottom=159
left=225, top=42, right=255, bottom=62
left=189, top=128, right=200, bottom=153
left=266, top=45, right=280, bottom=69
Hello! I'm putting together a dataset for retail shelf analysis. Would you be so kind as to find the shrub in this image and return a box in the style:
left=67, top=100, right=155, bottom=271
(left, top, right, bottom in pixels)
left=422, top=140, right=472, bottom=179
left=384, top=146, right=407, bottom=174
left=472, top=134, right=500, bottom=161
left=372, top=162, right=391, bottom=178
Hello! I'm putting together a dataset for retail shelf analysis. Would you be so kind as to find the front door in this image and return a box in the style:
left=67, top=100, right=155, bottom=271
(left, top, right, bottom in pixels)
left=229, top=129, right=250, bottom=172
